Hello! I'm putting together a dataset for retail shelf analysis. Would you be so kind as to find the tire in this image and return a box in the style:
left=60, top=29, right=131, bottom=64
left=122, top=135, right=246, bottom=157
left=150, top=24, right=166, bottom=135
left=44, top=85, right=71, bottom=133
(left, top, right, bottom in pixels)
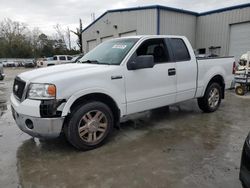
left=235, top=85, right=245, bottom=96
left=198, top=82, right=222, bottom=113
left=65, top=101, right=114, bottom=150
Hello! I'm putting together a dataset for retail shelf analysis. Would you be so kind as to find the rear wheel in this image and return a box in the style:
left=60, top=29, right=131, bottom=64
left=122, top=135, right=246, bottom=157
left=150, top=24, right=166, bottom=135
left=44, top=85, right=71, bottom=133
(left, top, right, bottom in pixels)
left=198, top=82, right=222, bottom=113
left=65, top=101, right=114, bottom=150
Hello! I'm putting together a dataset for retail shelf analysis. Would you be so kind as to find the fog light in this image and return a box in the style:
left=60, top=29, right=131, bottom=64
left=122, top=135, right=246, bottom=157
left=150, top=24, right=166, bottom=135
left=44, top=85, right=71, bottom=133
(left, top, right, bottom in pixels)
left=25, top=119, right=34, bottom=129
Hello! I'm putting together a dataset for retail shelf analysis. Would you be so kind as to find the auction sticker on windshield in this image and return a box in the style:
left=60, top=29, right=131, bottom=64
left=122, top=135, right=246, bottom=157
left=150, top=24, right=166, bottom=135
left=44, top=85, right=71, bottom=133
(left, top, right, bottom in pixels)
left=112, top=44, right=127, bottom=49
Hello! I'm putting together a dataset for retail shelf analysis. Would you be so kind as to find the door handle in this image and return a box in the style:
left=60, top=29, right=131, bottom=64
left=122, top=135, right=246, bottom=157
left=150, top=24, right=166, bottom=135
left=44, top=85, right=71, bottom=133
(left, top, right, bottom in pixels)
left=168, top=68, right=176, bottom=76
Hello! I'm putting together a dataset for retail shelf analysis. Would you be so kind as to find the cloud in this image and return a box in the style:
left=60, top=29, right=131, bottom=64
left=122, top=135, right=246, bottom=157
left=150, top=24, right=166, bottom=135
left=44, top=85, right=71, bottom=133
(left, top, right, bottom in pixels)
left=0, top=0, right=249, bottom=46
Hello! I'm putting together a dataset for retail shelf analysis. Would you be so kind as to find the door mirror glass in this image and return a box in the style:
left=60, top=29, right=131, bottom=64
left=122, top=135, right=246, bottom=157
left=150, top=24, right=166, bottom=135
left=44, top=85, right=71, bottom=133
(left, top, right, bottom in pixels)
left=127, top=55, right=154, bottom=70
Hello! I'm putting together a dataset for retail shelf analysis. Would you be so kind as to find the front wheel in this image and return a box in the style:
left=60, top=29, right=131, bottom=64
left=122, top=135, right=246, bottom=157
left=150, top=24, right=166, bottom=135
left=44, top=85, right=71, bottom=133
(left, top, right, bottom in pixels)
left=198, top=82, right=222, bottom=113
left=65, top=101, right=114, bottom=150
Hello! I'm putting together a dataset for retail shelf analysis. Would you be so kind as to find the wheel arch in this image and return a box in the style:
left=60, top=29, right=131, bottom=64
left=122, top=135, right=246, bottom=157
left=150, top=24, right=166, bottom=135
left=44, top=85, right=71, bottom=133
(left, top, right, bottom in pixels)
left=62, top=92, right=121, bottom=124
left=204, top=74, right=225, bottom=99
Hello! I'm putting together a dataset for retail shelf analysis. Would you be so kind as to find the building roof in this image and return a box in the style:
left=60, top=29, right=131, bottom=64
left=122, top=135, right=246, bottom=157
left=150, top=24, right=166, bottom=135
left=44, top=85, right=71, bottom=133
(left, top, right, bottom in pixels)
left=82, top=5, right=197, bottom=32
left=82, top=3, right=250, bottom=33
left=200, top=3, right=250, bottom=16
left=108, top=5, right=198, bottom=16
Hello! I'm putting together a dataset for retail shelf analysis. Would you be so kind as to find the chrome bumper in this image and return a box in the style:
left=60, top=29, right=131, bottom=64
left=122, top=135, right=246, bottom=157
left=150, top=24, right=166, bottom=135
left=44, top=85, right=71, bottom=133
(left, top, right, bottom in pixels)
left=12, top=107, right=64, bottom=139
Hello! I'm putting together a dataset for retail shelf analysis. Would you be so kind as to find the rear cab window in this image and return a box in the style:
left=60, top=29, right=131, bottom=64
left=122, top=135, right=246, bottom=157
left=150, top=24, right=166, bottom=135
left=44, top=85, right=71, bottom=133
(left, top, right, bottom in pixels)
left=169, top=38, right=191, bottom=62
left=59, top=56, right=66, bottom=61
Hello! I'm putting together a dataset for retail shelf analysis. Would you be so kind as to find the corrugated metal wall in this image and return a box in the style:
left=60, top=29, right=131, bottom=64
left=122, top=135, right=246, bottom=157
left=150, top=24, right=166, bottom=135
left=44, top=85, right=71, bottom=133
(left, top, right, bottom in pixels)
left=159, top=10, right=197, bottom=47
left=82, top=9, right=157, bottom=53
left=196, top=7, right=250, bottom=56
left=82, top=5, right=250, bottom=56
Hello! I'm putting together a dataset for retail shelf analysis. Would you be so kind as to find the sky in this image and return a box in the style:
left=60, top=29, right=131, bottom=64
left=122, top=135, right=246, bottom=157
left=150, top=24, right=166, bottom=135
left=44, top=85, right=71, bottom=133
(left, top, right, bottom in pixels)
left=0, top=0, right=249, bottom=46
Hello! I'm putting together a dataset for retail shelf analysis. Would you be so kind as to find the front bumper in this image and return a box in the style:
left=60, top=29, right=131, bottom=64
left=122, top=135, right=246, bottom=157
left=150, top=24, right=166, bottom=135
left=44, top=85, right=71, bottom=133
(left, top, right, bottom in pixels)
left=11, top=93, right=65, bottom=139
left=12, top=107, right=64, bottom=138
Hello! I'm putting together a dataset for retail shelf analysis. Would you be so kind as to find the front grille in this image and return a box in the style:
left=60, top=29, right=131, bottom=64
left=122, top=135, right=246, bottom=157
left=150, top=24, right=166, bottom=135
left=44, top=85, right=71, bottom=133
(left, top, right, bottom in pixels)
left=13, top=77, right=26, bottom=100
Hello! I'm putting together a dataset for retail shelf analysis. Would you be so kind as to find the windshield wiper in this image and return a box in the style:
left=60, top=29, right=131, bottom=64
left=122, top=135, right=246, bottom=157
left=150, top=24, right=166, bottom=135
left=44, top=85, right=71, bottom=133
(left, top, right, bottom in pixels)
left=81, top=60, right=111, bottom=65
left=81, top=60, right=100, bottom=64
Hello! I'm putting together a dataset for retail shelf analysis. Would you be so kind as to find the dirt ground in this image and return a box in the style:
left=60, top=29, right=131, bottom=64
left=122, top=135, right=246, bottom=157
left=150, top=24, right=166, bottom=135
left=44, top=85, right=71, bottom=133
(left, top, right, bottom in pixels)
left=0, top=68, right=249, bottom=188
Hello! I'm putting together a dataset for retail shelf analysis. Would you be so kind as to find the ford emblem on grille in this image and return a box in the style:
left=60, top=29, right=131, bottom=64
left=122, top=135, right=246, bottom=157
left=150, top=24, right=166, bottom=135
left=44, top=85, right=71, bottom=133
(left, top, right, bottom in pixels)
left=14, top=85, right=19, bottom=92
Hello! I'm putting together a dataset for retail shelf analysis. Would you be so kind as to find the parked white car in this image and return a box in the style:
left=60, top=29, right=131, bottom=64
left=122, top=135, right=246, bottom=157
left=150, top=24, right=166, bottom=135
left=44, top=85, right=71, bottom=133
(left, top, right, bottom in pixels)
left=37, top=55, right=73, bottom=67
left=36, top=57, right=51, bottom=67
left=11, top=35, right=234, bottom=150
left=2, top=61, right=8, bottom=67
left=6, top=61, right=16, bottom=67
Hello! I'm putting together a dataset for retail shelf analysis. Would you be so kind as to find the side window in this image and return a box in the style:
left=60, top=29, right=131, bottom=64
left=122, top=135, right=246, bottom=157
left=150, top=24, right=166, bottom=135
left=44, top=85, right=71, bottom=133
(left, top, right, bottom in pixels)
left=67, top=56, right=73, bottom=60
left=169, top=38, right=190, bottom=61
left=136, top=39, right=170, bottom=63
left=53, top=56, right=58, bottom=60
left=59, top=56, right=66, bottom=61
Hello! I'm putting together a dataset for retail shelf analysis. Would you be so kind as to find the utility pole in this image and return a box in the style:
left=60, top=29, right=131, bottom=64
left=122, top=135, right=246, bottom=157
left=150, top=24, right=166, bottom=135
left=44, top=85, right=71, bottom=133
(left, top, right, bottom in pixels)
left=67, top=27, right=71, bottom=50
left=70, top=19, right=83, bottom=53
left=91, top=13, right=95, bottom=22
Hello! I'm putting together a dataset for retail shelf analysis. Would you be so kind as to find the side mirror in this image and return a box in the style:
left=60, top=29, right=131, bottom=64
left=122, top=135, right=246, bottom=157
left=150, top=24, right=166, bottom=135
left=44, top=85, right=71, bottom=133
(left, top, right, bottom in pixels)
left=127, top=55, right=154, bottom=70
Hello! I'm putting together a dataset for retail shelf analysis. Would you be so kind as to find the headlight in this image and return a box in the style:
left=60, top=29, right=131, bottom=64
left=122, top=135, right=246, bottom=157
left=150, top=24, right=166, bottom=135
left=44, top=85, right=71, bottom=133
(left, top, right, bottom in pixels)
left=27, top=83, right=56, bottom=100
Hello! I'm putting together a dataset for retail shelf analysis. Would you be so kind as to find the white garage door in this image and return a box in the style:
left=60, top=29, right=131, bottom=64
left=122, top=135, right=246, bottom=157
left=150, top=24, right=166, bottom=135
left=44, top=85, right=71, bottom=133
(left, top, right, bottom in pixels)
left=229, top=22, right=250, bottom=60
left=119, top=31, right=137, bottom=38
left=87, top=40, right=97, bottom=52
left=101, top=35, right=113, bottom=42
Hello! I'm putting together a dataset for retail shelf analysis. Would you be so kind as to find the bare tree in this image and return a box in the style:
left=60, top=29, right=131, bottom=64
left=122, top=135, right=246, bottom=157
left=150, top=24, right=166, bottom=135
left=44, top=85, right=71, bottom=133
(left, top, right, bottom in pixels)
left=53, top=24, right=67, bottom=50
left=0, top=18, right=28, bottom=46
left=70, top=19, right=83, bottom=53
left=0, top=18, right=80, bottom=58
left=66, top=27, right=71, bottom=50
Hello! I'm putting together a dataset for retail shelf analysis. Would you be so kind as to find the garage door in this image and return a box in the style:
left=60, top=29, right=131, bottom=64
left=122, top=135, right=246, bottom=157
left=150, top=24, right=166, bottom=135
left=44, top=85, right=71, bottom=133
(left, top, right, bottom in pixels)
left=87, top=39, right=97, bottom=52
left=101, top=35, right=113, bottom=42
left=229, top=22, right=250, bottom=60
left=119, top=31, right=137, bottom=37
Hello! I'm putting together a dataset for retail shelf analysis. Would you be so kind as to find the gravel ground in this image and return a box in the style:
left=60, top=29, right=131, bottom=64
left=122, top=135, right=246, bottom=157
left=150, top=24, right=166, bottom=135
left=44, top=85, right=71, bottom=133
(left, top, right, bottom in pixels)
left=0, top=67, right=249, bottom=188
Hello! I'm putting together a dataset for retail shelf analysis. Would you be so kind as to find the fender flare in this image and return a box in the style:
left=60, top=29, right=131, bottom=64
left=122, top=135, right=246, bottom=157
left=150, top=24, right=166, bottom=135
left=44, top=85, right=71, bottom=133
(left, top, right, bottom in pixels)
left=61, top=88, right=124, bottom=117
left=201, top=72, right=225, bottom=97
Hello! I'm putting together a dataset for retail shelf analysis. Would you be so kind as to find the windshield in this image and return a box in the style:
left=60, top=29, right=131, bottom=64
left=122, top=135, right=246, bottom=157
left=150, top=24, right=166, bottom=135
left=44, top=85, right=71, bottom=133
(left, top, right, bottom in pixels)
left=79, top=38, right=139, bottom=65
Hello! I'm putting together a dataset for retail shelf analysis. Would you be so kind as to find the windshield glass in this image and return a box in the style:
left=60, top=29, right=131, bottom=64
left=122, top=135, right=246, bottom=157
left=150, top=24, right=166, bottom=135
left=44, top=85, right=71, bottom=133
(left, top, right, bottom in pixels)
left=79, top=38, right=139, bottom=65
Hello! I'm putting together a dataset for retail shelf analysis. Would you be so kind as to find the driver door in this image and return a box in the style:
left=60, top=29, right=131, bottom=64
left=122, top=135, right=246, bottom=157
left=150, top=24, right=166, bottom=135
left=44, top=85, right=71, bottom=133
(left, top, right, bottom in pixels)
left=125, top=38, right=177, bottom=115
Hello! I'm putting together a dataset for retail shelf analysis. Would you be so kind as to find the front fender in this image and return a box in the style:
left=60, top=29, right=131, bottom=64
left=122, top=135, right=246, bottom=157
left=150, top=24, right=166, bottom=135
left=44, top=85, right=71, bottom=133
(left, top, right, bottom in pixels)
left=61, top=87, right=125, bottom=117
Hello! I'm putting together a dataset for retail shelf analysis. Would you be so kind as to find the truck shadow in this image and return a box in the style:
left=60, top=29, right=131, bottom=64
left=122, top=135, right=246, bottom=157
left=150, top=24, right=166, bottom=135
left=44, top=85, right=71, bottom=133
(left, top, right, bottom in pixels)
left=118, top=100, right=200, bottom=131
left=15, top=100, right=231, bottom=188
left=16, top=99, right=224, bottom=153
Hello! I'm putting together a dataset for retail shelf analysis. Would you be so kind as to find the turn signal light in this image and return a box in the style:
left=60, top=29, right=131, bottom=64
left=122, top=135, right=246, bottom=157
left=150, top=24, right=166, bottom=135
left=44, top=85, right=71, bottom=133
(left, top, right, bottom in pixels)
left=47, top=85, right=56, bottom=96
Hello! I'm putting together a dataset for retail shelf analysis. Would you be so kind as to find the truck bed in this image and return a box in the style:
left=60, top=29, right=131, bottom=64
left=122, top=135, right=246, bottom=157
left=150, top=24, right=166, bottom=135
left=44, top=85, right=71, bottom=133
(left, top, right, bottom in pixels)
left=195, top=56, right=234, bottom=98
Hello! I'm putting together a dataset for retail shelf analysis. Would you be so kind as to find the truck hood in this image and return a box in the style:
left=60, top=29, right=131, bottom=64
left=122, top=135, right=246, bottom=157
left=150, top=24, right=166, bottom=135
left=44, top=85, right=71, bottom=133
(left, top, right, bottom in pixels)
left=18, top=63, right=111, bottom=82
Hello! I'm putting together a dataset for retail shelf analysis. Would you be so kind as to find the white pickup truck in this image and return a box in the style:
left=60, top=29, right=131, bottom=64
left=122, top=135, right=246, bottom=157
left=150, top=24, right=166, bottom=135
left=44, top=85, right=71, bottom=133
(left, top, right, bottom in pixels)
left=37, top=55, right=73, bottom=67
left=11, top=35, right=234, bottom=150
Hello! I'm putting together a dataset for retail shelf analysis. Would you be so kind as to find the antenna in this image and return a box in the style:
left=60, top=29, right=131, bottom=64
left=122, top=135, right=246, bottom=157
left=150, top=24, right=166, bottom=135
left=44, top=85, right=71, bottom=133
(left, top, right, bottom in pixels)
left=91, top=13, right=95, bottom=22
